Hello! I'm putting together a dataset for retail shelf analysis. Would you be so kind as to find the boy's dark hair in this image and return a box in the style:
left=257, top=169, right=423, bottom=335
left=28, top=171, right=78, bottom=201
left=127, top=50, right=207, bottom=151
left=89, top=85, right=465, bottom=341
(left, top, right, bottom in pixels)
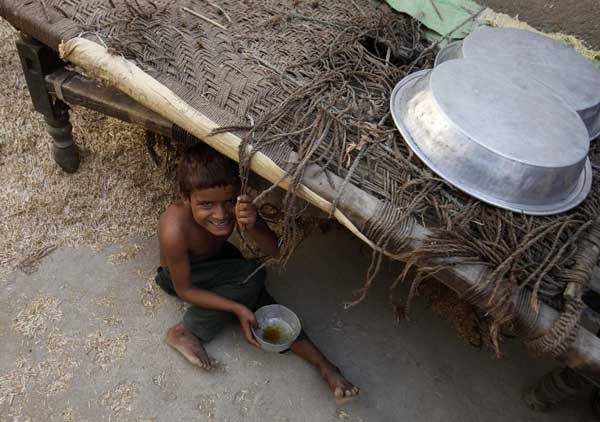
left=177, top=143, right=240, bottom=197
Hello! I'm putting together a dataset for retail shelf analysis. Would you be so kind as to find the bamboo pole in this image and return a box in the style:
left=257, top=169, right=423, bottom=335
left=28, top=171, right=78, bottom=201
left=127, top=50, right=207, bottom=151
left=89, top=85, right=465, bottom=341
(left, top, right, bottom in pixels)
left=59, top=37, right=600, bottom=376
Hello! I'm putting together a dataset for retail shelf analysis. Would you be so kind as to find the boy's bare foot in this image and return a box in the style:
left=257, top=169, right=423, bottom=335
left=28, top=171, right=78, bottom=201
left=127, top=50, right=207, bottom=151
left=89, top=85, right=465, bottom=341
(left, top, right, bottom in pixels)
left=165, top=322, right=216, bottom=370
left=321, top=364, right=360, bottom=405
left=290, top=338, right=359, bottom=404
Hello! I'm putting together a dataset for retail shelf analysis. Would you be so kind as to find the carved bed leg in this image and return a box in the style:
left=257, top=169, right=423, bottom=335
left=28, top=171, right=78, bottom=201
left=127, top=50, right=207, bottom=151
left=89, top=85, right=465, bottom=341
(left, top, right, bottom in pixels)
left=16, top=34, right=80, bottom=173
left=523, top=367, right=587, bottom=411
left=45, top=103, right=79, bottom=173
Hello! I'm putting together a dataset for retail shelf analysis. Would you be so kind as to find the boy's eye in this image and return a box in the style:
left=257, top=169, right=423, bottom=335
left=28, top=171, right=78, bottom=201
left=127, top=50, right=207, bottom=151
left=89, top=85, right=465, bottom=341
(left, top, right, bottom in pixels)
left=198, top=202, right=212, bottom=208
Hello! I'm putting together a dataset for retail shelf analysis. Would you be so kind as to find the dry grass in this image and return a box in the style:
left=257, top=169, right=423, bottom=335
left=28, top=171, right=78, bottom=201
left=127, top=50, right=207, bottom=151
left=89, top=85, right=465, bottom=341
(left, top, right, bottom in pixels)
left=196, top=394, right=217, bottom=421
left=46, top=328, right=80, bottom=354
left=0, top=353, right=80, bottom=419
left=0, top=357, right=28, bottom=410
left=103, top=316, right=124, bottom=327
left=42, top=355, right=79, bottom=396
left=49, top=406, right=79, bottom=422
left=12, top=295, right=63, bottom=343
left=94, top=293, right=118, bottom=308
left=141, top=277, right=164, bottom=315
left=483, top=9, right=600, bottom=65
left=109, top=243, right=142, bottom=265
left=101, top=382, right=137, bottom=415
left=418, top=281, right=495, bottom=350
left=85, top=331, right=129, bottom=369
left=4, top=294, right=82, bottom=420
left=0, top=20, right=177, bottom=279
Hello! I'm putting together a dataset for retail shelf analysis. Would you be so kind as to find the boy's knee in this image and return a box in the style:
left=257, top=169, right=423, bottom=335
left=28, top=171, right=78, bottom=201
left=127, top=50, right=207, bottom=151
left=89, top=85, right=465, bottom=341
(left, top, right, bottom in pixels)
left=183, top=307, right=232, bottom=342
left=246, top=264, right=266, bottom=288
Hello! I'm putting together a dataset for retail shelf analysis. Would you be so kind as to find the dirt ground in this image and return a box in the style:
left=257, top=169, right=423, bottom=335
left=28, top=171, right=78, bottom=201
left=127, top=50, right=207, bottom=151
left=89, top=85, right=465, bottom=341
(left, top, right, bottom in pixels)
left=478, top=0, right=600, bottom=49
left=1, top=229, right=594, bottom=421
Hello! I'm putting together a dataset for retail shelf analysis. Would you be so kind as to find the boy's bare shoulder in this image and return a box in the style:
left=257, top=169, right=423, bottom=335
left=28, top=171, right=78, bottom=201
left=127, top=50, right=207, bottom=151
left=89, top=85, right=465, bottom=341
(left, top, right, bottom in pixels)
left=158, top=203, right=190, bottom=246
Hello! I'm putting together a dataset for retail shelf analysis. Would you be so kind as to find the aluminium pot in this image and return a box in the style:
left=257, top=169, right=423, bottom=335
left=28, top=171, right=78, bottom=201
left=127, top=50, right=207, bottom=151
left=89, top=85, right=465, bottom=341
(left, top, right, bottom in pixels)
left=390, top=59, right=592, bottom=215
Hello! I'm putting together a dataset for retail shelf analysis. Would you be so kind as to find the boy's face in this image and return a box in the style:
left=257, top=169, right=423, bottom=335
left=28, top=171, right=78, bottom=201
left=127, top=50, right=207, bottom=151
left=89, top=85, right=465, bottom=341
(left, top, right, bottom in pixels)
left=186, top=184, right=238, bottom=237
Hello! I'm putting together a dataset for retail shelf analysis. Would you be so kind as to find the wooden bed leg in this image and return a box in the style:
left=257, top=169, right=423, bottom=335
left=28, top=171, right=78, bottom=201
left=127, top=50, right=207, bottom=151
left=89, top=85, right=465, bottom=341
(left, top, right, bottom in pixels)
left=523, top=367, right=587, bottom=411
left=44, top=103, right=79, bottom=173
left=16, top=34, right=80, bottom=173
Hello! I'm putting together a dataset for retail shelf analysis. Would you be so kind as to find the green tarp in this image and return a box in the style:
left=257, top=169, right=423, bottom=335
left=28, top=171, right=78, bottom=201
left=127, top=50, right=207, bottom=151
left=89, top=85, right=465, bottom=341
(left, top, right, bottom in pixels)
left=385, top=0, right=482, bottom=40
left=386, top=0, right=600, bottom=70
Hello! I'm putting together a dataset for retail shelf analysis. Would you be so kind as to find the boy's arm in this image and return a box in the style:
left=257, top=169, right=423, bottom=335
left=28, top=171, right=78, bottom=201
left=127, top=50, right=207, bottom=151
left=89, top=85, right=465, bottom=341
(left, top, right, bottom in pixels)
left=236, top=195, right=279, bottom=257
left=159, top=224, right=259, bottom=347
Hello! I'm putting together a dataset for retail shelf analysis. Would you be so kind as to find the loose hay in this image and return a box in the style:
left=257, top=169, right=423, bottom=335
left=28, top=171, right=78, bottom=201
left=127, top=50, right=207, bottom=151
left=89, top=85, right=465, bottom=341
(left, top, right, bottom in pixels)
left=483, top=9, right=600, bottom=65
left=0, top=357, right=29, bottom=417
left=42, top=356, right=79, bottom=396
left=108, top=243, right=142, bottom=265
left=336, top=409, right=351, bottom=420
left=102, top=316, right=123, bottom=327
left=94, top=294, right=117, bottom=308
left=196, top=394, right=217, bottom=421
left=17, top=245, right=58, bottom=274
left=0, top=353, right=79, bottom=419
left=141, top=278, right=163, bottom=315
left=101, top=382, right=137, bottom=415
left=46, top=328, right=80, bottom=354
left=0, top=20, right=176, bottom=280
left=49, top=406, right=78, bottom=422
left=419, top=281, right=494, bottom=350
left=2, top=305, right=81, bottom=420
left=85, top=331, right=129, bottom=369
left=12, top=295, right=63, bottom=343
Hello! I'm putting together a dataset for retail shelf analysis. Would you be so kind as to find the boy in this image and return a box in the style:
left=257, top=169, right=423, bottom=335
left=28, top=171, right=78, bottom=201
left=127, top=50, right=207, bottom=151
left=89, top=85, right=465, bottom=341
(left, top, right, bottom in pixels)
left=156, top=143, right=359, bottom=402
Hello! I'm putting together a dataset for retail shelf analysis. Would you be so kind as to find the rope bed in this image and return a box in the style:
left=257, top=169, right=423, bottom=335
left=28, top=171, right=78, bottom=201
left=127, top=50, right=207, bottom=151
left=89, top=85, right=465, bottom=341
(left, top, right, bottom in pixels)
left=2, top=0, right=600, bottom=357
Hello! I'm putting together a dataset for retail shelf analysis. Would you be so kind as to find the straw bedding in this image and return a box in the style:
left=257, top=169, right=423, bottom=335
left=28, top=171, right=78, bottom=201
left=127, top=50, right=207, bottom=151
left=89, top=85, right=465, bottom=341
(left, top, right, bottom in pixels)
left=0, top=21, right=178, bottom=280
left=1, top=0, right=600, bottom=355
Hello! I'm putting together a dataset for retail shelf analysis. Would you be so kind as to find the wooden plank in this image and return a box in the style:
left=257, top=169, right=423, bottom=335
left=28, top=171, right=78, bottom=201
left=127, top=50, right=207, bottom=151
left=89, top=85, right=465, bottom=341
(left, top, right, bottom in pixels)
left=45, top=70, right=172, bottom=137
left=59, top=37, right=600, bottom=380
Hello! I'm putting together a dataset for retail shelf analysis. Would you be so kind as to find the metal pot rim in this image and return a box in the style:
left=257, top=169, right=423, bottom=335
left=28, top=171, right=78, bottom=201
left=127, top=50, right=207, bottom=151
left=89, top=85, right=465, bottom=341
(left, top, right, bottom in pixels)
left=390, top=70, right=593, bottom=215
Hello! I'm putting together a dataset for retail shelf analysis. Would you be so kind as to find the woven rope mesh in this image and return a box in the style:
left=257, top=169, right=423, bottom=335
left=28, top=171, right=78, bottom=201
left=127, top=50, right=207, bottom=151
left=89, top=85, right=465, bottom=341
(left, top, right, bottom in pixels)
left=2, top=0, right=600, bottom=353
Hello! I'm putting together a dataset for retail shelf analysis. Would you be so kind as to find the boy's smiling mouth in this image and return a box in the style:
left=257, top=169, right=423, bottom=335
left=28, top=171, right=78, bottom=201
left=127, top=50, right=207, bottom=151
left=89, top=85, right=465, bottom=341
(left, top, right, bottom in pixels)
left=208, top=219, right=234, bottom=229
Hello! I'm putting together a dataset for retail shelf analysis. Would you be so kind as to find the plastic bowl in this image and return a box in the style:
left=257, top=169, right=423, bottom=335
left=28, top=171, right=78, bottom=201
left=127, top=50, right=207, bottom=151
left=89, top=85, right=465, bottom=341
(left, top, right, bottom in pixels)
left=252, top=304, right=302, bottom=353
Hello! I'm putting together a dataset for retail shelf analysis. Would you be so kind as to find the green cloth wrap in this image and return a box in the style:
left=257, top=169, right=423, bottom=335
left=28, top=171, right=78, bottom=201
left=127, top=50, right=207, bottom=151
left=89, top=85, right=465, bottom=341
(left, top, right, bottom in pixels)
left=156, top=256, right=272, bottom=341
left=155, top=243, right=305, bottom=346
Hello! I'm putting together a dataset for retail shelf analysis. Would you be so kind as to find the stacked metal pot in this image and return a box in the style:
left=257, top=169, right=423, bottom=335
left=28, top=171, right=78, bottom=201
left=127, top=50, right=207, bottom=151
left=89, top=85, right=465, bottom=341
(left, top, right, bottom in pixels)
left=391, top=27, right=600, bottom=215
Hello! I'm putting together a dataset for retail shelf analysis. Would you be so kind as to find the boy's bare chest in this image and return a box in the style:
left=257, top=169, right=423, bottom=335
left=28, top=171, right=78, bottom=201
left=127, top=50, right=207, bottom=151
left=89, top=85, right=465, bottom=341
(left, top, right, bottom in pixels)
left=186, top=226, right=228, bottom=261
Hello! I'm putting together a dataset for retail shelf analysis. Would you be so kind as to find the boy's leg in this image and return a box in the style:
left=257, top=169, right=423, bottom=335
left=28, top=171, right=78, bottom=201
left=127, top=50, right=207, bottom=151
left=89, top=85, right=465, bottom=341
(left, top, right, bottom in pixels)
left=290, top=337, right=360, bottom=404
left=165, top=262, right=265, bottom=370
left=256, top=288, right=359, bottom=402
left=157, top=266, right=225, bottom=370
left=157, top=246, right=263, bottom=366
